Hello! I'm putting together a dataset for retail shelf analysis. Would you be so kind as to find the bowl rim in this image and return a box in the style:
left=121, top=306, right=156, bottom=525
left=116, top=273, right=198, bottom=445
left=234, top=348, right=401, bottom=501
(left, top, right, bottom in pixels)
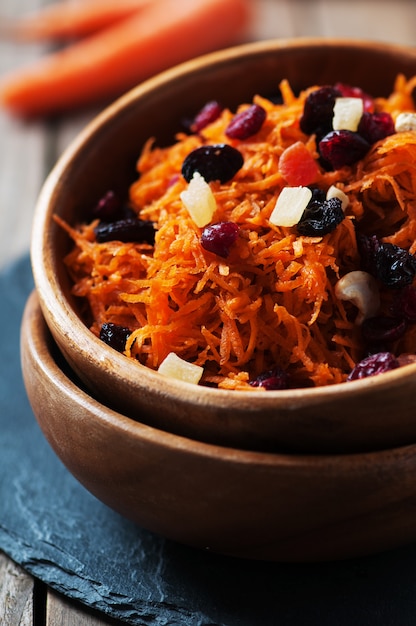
left=22, top=289, right=416, bottom=467
left=21, top=289, right=416, bottom=564
left=31, top=36, right=416, bottom=407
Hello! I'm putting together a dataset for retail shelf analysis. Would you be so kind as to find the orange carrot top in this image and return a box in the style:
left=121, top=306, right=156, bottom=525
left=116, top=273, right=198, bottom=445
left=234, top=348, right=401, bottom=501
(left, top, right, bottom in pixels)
left=58, top=74, right=416, bottom=390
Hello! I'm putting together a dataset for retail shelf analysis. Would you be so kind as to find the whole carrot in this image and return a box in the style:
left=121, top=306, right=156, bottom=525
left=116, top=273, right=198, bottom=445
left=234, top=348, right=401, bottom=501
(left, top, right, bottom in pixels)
left=0, top=0, right=250, bottom=118
left=2, top=0, right=152, bottom=41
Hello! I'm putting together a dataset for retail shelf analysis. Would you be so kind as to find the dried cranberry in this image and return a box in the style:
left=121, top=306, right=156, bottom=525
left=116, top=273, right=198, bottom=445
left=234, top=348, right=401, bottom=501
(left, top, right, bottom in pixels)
left=92, top=191, right=123, bottom=221
left=94, top=218, right=155, bottom=244
left=190, top=100, right=223, bottom=133
left=182, top=144, right=244, bottom=184
left=318, top=130, right=370, bottom=169
left=250, top=367, right=289, bottom=390
left=357, top=111, right=395, bottom=144
left=347, top=351, right=400, bottom=380
left=361, top=316, right=407, bottom=344
left=200, top=221, right=239, bottom=258
left=100, top=323, right=131, bottom=353
left=297, top=196, right=344, bottom=236
left=375, top=243, right=416, bottom=289
left=334, top=82, right=374, bottom=112
left=299, top=86, right=341, bottom=135
left=225, top=104, right=266, bottom=140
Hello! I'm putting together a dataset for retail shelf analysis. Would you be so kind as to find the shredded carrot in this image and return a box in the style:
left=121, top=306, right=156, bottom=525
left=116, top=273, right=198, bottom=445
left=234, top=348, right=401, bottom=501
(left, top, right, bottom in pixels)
left=58, top=74, right=416, bottom=390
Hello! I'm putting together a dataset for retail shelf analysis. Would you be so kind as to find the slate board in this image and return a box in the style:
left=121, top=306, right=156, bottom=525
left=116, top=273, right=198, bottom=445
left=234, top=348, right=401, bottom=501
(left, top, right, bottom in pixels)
left=2, top=254, right=416, bottom=625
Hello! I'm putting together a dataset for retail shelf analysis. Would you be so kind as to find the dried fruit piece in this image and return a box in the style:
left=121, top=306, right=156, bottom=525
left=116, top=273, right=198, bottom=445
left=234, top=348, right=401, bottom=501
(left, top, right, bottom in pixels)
left=158, top=352, right=203, bottom=385
left=297, top=195, right=344, bottom=236
left=334, top=82, right=374, bottom=113
left=250, top=367, right=289, bottom=390
left=347, top=351, right=400, bottom=380
left=299, top=86, right=341, bottom=135
left=180, top=171, right=216, bottom=227
left=269, top=186, right=313, bottom=227
left=181, top=143, right=244, bottom=184
left=200, top=221, right=239, bottom=257
left=99, top=322, right=131, bottom=352
left=225, top=103, right=266, bottom=139
left=375, top=243, right=416, bottom=289
left=357, top=111, right=395, bottom=144
left=94, top=217, right=155, bottom=244
left=358, top=237, right=416, bottom=289
left=190, top=100, right=223, bottom=133
left=318, top=130, right=370, bottom=169
left=332, top=97, right=363, bottom=132
left=278, top=141, right=320, bottom=186
left=92, top=190, right=123, bottom=221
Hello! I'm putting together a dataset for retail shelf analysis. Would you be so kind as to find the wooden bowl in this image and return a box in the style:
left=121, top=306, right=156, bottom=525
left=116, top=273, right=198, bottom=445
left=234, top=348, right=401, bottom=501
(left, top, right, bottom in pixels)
left=30, top=38, right=416, bottom=454
left=20, top=290, right=416, bottom=562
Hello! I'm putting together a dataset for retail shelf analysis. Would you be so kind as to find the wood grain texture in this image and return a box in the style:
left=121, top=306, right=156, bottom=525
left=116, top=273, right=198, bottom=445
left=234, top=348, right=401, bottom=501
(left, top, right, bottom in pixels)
left=21, top=289, right=416, bottom=564
left=0, top=0, right=49, bottom=271
left=0, top=552, right=33, bottom=626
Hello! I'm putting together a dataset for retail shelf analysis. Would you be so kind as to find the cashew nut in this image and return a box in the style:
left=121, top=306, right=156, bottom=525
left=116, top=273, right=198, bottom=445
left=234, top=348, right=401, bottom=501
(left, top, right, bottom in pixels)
left=335, top=270, right=380, bottom=324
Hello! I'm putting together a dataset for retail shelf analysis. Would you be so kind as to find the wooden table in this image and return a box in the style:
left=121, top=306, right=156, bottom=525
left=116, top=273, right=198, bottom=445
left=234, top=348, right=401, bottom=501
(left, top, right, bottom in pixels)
left=1, top=0, right=415, bottom=623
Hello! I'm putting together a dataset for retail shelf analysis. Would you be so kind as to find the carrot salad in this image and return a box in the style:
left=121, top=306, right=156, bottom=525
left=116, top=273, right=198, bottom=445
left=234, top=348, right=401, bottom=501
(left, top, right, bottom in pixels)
left=58, top=73, right=416, bottom=390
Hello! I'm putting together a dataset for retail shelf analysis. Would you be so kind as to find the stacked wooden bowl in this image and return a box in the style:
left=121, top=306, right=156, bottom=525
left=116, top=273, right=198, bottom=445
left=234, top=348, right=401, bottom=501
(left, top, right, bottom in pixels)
left=22, top=39, right=416, bottom=561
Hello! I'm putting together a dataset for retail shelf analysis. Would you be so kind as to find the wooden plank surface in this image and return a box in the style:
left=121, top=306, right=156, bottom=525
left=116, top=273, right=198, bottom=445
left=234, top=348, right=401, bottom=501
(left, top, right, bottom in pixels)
left=0, top=552, right=33, bottom=626
left=0, top=0, right=49, bottom=271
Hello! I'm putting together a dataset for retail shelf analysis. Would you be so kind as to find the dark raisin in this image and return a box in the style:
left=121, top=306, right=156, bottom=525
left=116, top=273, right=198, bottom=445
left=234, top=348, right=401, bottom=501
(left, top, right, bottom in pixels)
left=357, top=111, right=395, bottom=144
left=190, top=100, right=223, bottom=133
left=361, top=316, right=407, bottom=344
left=297, top=196, right=344, bottom=236
left=100, top=322, right=131, bottom=353
left=347, top=351, right=400, bottom=380
left=334, top=82, right=374, bottom=112
left=200, top=221, right=239, bottom=258
left=318, top=130, right=370, bottom=169
left=225, top=103, right=266, bottom=140
left=182, top=144, right=244, bottom=184
left=375, top=243, right=416, bottom=289
left=309, top=188, right=326, bottom=203
left=94, top=218, right=155, bottom=244
left=250, top=367, right=289, bottom=390
left=299, top=86, right=341, bottom=135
